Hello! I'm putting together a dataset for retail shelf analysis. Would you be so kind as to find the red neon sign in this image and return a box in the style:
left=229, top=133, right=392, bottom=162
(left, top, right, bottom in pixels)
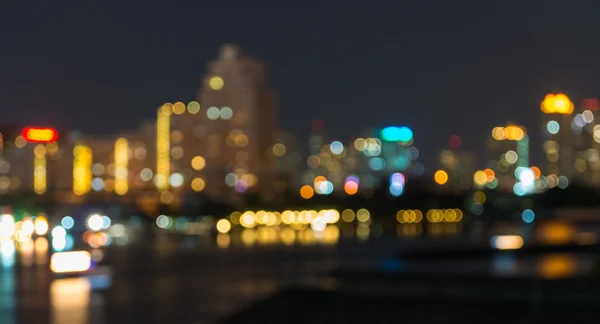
left=22, top=127, right=58, bottom=143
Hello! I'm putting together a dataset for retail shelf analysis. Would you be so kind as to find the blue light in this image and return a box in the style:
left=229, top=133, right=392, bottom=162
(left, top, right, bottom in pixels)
left=380, top=126, right=413, bottom=142
left=369, top=157, right=385, bottom=171
left=61, top=216, right=74, bottom=230
left=522, top=209, right=535, bottom=223
left=389, top=185, right=404, bottom=197
left=330, top=141, right=344, bottom=155
left=547, top=120, right=560, bottom=134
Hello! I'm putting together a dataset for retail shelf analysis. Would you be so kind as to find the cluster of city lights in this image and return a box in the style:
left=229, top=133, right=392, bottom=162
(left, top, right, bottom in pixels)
left=395, top=209, right=464, bottom=224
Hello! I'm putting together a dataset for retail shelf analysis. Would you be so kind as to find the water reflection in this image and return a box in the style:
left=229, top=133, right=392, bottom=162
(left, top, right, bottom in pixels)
left=1, top=240, right=15, bottom=268
left=51, top=278, right=90, bottom=324
left=35, top=237, right=48, bottom=265
left=538, top=254, right=577, bottom=279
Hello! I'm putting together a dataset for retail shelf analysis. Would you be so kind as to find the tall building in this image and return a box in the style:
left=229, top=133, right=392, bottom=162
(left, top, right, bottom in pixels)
left=541, top=93, right=575, bottom=180
left=486, top=124, right=529, bottom=190
left=196, top=44, right=277, bottom=200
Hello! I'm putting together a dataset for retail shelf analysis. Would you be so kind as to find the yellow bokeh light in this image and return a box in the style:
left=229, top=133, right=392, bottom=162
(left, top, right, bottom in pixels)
left=505, top=125, right=525, bottom=141
left=473, top=191, right=486, bottom=204
left=173, top=102, right=186, bottom=115
left=15, top=135, right=26, bottom=148
left=272, top=143, right=286, bottom=157
left=209, top=76, right=224, bottom=90
left=191, top=156, right=206, bottom=170
left=541, top=93, right=574, bottom=114
left=73, top=145, right=92, bottom=196
left=191, top=177, right=205, bottom=192
left=187, top=101, right=200, bottom=114
left=434, top=170, right=448, bottom=185
left=33, top=144, right=46, bottom=195
left=216, top=219, right=231, bottom=234
left=300, top=185, right=314, bottom=199
left=160, top=103, right=173, bottom=116
left=473, top=170, right=488, bottom=186
left=356, top=208, right=370, bottom=222
left=156, top=108, right=170, bottom=191
left=492, top=127, right=506, bottom=140
left=341, top=209, right=355, bottom=222
left=114, top=137, right=129, bottom=196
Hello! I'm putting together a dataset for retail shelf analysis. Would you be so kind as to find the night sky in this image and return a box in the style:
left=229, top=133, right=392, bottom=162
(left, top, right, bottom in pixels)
left=2, top=1, right=600, bottom=168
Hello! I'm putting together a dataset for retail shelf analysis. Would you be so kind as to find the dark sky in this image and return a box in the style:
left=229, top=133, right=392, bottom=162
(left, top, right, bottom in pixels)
left=1, top=1, right=600, bottom=168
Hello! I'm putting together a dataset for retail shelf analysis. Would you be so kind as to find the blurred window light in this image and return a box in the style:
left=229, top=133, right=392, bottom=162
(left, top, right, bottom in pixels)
left=380, top=126, right=413, bottom=143
left=50, top=251, right=91, bottom=273
left=173, top=102, right=186, bottom=115
left=209, top=76, right=224, bottom=90
left=490, top=235, right=524, bottom=250
left=169, top=173, right=184, bottom=188
left=219, top=107, right=233, bottom=120
left=207, top=107, right=220, bottom=120
left=330, top=141, right=344, bottom=155
left=187, top=101, right=200, bottom=114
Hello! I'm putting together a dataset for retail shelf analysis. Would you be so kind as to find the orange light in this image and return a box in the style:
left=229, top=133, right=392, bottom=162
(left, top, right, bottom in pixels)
left=313, top=176, right=326, bottom=187
left=483, top=168, right=495, bottom=182
left=530, top=166, right=541, bottom=180
left=344, top=181, right=359, bottom=195
left=505, top=125, right=525, bottom=141
left=300, top=185, right=314, bottom=199
left=433, top=170, right=448, bottom=185
left=22, top=127, right=58, bottom=143
left=541, top=93, right=574, bottom=115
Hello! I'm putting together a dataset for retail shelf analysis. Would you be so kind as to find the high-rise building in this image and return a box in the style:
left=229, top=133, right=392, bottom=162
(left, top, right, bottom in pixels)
left=196, top=44, right=277, bottom=200
left=541, top=93, right=575, bottom=180
left=486, top=124, right=529, bottom=190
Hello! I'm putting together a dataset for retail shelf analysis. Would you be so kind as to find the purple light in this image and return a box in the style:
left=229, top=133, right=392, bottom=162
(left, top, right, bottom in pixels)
left=234, top=180, right=248, bottom=193
left=390, top=173, right=405, bottom=186
left=345, top=175, right=360, bottom=185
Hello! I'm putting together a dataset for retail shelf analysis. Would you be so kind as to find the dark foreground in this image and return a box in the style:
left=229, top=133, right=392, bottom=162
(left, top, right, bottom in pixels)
left=2, top=228, right=600, bottom=324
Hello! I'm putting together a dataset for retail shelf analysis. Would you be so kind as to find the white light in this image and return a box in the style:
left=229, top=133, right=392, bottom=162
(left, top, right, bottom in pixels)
left=20, top=219, right=34, bottom=237
left=311, top=217, right=327, bottom=232
left=52, top=237, right=66, bottom=251
left=0, top=214, right=16, bottom=239
left=86, top=214, right=103, bottom=231
left=34, top=217, right=48, bottom=236
left=169, top=173, right=184, bottom=188
left=519, top=168, right=535, bottom=186
left=51, top=226, right=67, bottom=239
left=50, top=251, right=91, bottom=273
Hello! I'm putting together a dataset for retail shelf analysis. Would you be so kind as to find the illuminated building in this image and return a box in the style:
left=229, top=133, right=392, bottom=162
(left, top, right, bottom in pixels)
left=563, top=98, right=600, bottom=186
left=438, top=149, right=476, bottom=193
left=197, top=44, right=277, bottom=200
left=486, top=124, right=529, bottom=191
left=156, top=105, right=171, bottom=192
left=73, top=145, right=92, bottom=196
left=271, top=130, right=302, bottom=195
left=114, top=137, right=129, bottom=195
left=33, top=144, right=46, bottom=194
left=541, top=93, right=574, bottom=180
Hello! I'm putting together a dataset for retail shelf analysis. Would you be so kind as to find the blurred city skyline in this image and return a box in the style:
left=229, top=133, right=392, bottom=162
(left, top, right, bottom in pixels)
left=4, top=2, right=600, bottom=166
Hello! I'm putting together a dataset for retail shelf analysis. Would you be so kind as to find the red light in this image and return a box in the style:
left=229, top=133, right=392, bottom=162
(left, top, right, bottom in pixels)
left=449, top=135, right=462, bottom=149
left=22, top=127, right=58, bottom=143
left=582, top=98, right=599, bottom=111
